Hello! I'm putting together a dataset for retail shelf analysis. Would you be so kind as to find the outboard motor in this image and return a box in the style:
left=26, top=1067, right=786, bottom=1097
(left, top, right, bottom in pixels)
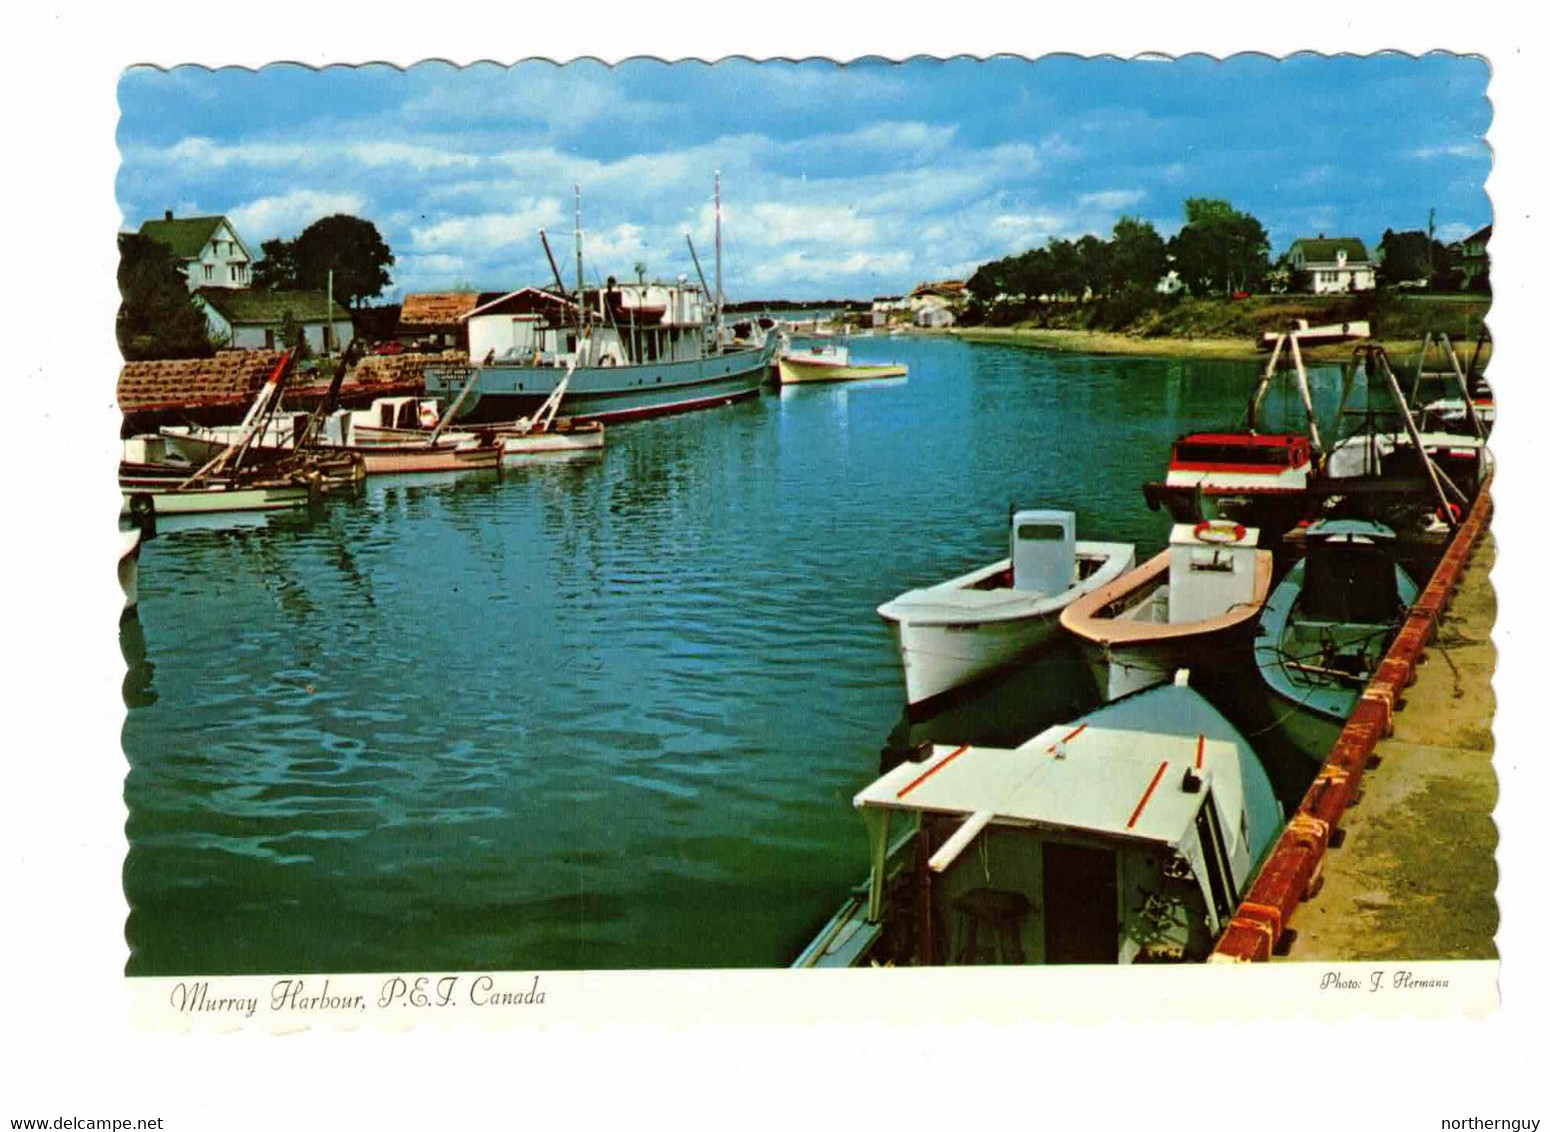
left=1010, top=510, right=1076, bottom=594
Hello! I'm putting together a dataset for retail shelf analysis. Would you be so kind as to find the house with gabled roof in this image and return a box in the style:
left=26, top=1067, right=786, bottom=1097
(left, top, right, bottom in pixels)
left=138, top=210, right=253, bottom=291
left=194, top=288, right=354, bottom=355
left=1286, top=236, right=1376, bottom=295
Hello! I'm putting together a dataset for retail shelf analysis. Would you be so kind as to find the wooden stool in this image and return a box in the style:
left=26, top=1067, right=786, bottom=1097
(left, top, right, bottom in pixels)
left=951, top=888, right=1032, bottom=965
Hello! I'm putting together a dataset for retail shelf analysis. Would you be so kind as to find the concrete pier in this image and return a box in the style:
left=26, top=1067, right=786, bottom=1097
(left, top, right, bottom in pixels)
left=1278, top=536, right=1497, bottom=961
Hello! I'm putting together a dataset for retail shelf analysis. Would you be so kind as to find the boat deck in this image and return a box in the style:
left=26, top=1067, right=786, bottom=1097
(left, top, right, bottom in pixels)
left=1273, top=534, right=1497, bottom=961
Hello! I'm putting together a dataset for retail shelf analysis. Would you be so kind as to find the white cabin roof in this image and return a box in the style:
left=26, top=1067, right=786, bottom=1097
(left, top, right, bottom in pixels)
left=855, top=685, right=1243, bottom=848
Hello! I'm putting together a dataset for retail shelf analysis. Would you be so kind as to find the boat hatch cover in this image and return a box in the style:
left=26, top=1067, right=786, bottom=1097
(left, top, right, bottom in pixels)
left=855, top=722, right=1237, bottom=847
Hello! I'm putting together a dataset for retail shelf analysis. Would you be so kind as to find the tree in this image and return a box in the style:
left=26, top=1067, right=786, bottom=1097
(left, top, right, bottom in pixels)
left=252, top=237, right=300, bottom=290
left=292, top=214, right=394, bottom=308
left=1107, top=216, right=1168, bottom=292
left=1168, top=198, right=1271, bottom=295
left=116, top=232, right=216, bottom=361
left=1376, top=229, right=1447, bottom=288
left=277, top=309, right=312, bottom=361
left=1074, top=235, right=1112, bottom=297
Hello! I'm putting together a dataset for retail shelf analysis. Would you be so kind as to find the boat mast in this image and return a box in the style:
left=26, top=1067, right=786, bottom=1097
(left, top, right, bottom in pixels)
left=714, top=171, right=723, bottom=348
left=685, top=233, right=712, bottom=349
left=574, top=185, right=586, bottom=334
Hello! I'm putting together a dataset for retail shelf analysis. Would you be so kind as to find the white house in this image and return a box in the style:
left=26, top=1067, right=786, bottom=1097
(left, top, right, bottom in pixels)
left=195, top=289, right=354, bottom=354
left=138, top=211, right=254, bottom=291
left=1286, top=236, right=1376, bottom=294
left=909, top=280, right=968, bottom=328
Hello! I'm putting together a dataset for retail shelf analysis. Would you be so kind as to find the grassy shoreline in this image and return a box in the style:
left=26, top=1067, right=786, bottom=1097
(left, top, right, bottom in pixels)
left=944, top=294, right=1492, bottom=368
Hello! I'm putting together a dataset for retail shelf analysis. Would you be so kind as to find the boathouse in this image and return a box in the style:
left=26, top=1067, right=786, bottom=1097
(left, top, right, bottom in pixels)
left=1286, top=236, right=1376, bottom=294
left=137, top=211, right=254, bottom=292
left=463, top=287, right=579, bottom=361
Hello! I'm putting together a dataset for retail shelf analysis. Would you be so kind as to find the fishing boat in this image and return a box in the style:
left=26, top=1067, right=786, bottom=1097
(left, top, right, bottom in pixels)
left=426, top=179, right=776, bottom=425
left=878, top=510, right=1134, bottom=710
left=793, top=675, right=1281, bottom=967
left=120, top=351, right=330, bottom=517
left=776, top=342, right=907, bottom=384
left=1144, top=321, right=1369, bottom=542
left=1254, top=518, right=1419, bottom=760
left=1060, top=520, right=1274, bottom=700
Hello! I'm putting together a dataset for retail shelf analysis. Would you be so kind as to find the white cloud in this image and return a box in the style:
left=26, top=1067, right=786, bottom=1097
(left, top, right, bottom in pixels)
left=228, top=190, right=368, bottom=243
left=1413, top=143, right=1487, bottom=160
left=1077, top=189, right=1146, bottom=211
left=409, top=198, right=565, bottom=252
left=743, top=202, right=876, bottom=246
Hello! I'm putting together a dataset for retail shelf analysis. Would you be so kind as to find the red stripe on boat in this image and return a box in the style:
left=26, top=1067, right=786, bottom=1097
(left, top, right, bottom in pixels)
left=1127, top=761, right=1171, bottom=829
left=1195, top=734, right=1206, bottom=770
left=897, top=745, right=970, bottom=799
left=1047, top=723, right=1087, bottom=753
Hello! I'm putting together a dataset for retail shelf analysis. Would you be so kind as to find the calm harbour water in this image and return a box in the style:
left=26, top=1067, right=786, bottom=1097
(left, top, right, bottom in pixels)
left=122, top=335, right=1344, bottom=974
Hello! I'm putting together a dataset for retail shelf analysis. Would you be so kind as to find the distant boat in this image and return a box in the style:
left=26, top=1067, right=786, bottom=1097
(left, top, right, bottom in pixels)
left=777, top=343, right=907, bottom=384
left=793, top=676, right=1282, bottom=967
left=1254, top=518, right=1418, bottom=760
left=1061, top=520, right=1274, bottom=700
left=878, top=510, right=1134, bottom=709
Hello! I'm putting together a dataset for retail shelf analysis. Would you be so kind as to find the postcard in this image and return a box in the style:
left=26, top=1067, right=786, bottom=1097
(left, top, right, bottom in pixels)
left=8, top=14, right=1546, bottom=1129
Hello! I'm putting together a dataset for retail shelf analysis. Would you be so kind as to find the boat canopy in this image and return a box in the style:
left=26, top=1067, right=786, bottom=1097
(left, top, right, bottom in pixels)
left=1011, top=509, right=1076, bottom=595
left=855, top=683, right=1268, bottom=853
left=1301, top=520, right=1403, bottom=624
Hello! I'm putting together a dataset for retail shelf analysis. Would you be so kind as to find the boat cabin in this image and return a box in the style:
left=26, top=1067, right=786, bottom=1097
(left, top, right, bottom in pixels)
left=1010, top=509, right=1076, bottom=594
left=466, top=279, right=714, bottom=369
left=319, top=396, right=442, bottom=446
left=1167, top=521, right=1262, bottom=624
left=848, top=681, right=1280, bottom=964
left=1298, top=519, right=1404, bottom=627
left=1168, top=432, right=1313, bottom=479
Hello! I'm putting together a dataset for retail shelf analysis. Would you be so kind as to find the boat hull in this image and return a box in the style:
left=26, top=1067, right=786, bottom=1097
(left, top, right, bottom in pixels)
left=777, top=358, right=907, bottom=384
left=879, top=542, right=1136, bottom=709
left=498, top=423, right=606, bottom=458
left=118, top=529, right=141, bottom=613
left=120, top=480, right=316, bottom=517
left=352, top=445, right=500, bottom=475
left=430, top=338, right=776, bottom=425
left=1061, top=549, right=1274, bottom=699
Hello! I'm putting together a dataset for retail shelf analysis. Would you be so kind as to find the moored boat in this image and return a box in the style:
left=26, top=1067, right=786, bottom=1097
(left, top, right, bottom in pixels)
left=119, top=527, right=142, bottom=615
left=1254, top=518, right=1419, bottom=760
left=878, top=510, right=1134, bottom=710
left=1061, top=520, right=1273, bottom=699
left=427, top=179, right=775, bottom=425
left=777, top=343, right=907, bottom=384
left=793, top=676, right=1282, bottom=967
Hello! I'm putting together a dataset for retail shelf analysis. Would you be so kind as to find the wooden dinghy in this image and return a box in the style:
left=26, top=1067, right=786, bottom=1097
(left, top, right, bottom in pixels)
left=1061, top=520, right=1273, bottom=700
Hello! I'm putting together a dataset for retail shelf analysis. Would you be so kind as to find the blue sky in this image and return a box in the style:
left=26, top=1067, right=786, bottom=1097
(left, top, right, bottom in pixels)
left=116, top=54, right=1491, bottom=301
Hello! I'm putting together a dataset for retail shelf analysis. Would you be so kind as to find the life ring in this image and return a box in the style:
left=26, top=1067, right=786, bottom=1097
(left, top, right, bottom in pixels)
left=1436, top=502, right=1463, bottom=523
left=1193, top=519, right=1246, bottom=544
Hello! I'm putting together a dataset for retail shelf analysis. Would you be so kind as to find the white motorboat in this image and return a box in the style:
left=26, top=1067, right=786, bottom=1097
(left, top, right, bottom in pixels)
left=877, top=510, right=1134, bottom=709
left=1061, top=520, right=1273, bottom=699
left=793, top=675, right=1282, bottom=967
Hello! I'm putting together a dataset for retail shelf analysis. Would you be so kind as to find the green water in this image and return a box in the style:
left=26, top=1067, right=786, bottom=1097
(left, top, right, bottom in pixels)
left=122, top=336, right=1342, bottom=974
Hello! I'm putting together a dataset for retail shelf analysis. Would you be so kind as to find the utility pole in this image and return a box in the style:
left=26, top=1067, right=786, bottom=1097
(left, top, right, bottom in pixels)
left=1428, top=207, right=1436, bottom=276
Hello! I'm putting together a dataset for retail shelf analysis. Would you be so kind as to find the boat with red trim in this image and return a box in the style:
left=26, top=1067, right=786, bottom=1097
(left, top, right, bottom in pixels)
left=792, top=675, right=1281, bottom=967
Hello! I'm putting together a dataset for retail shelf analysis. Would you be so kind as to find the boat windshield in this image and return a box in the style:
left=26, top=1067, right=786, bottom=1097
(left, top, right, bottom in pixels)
left=1302, top=542, right=1402, bottom=623
left=1173, top=441, right=1294, bottom=467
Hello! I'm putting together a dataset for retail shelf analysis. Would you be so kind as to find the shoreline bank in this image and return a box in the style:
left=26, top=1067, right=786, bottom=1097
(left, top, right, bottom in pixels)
left=948, top=325, right=1490, bottom=369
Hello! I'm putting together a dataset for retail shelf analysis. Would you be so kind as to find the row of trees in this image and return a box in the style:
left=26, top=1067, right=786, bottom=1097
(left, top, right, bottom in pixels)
left=966, top=199, right=1271, bottom=307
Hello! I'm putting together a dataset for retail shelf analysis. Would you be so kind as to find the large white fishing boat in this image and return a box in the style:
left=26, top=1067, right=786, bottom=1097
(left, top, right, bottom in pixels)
left=878, top=510, right=1134, bottom=710
left=426, top=179, right=776, bottom=425
left=793, top=676, right=1282, bottom=967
